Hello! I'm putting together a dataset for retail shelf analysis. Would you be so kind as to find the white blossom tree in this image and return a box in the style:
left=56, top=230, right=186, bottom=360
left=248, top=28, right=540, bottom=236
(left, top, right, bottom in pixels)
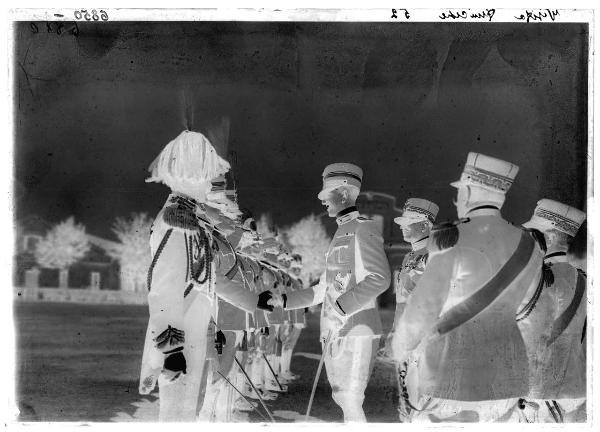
left=282, top=214, right=330, bottom=283
left=109, top=213, right=153, bottom=292
left=34, top=217, right=90, bottom=287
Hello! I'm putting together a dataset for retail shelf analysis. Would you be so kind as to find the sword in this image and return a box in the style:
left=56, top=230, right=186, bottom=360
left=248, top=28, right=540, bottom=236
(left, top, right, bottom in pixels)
left=305, top=329, right=333, bottom=421
left=234, top=356, right=276, bottom=423
left=216, top=370, right=267, bottom=422
left=262, top=353, right=284, bottom=391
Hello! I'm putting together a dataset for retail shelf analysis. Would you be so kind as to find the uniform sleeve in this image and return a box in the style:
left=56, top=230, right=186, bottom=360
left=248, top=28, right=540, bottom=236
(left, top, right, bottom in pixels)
left=396, top=274, right=414, bottom=304
left=395, top=255, right=412, bottom=304
left=392, top=249, right=455, bottom=358
left=335, top=222, right=391, bottom=316
left=285, top=273, right=327, bottom=309
left=214, top=275, right=258, bottom=313
left=147, top=229, right=187, bottom=353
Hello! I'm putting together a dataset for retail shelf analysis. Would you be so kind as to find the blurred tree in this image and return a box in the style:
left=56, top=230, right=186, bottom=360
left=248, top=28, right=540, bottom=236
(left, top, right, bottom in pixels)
left=34, top=217, right=90, bottom=287
left=283, top=214, right=330, bottom=284
left=109, top=213, right=153, bottom=292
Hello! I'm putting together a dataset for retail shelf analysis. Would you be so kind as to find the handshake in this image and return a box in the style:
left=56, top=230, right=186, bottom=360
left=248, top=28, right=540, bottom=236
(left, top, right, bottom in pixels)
left=257, top=290, right=285, bottom=311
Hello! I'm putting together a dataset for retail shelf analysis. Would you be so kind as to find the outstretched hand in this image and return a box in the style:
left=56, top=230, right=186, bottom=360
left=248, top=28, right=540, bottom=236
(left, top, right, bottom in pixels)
left=269, top=291, right=284, bottom=308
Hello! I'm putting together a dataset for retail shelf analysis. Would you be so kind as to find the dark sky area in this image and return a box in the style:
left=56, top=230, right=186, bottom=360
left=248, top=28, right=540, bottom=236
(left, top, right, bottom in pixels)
left=13, top=21, right=588, bottom=245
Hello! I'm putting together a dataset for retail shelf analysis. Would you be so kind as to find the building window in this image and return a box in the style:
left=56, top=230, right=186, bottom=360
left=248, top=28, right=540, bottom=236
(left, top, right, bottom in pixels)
left=23, top=235, right=42, bottom=253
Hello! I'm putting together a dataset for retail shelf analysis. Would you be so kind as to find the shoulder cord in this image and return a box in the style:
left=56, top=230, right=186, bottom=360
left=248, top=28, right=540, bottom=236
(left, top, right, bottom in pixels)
left=516, top=262, right=554, bottom=322
left=147, top=228, right=174, bottom=292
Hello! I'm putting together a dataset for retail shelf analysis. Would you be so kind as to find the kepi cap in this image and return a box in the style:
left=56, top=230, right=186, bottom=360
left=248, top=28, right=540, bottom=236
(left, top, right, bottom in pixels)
left=450, top=152, right=519, bottom=193
left=522, top=198, right=585, bottom=237
left=394, top=198, right=439, bottom=226
left=317, top=163, right=363, bottom=200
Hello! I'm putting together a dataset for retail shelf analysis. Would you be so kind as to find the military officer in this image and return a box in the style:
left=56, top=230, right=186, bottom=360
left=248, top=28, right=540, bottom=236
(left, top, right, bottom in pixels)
left=272, top=163, right=391, bottom=422
left=383, top=198, right=438, bottom=421
left=139, top=131, right=273, bottom=421
left=280, top=254, right=306, bottom=382
left=390, top=152, right=545, bottom=422
left=517, top=199, right=587, bottom=422
left=391, top=198, right=439, bottom=329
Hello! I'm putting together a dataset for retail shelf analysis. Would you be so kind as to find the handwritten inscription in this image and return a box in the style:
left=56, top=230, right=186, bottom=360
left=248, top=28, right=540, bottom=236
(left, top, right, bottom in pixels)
left=30, top=21, right=79, bottom=36
left=439, top=9, right=496, bottom=21
left=515, top=9, right=559, bottom=23
left=391, top=9, right=411, bottom=19
left=73, top=9, right=109, bottom=21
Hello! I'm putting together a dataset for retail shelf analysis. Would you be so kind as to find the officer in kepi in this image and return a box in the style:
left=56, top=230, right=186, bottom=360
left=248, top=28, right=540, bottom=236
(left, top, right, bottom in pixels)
left=517, top=199, right=587, bottom=422
left=391, top=198, right=439, bottom=325
left=390, top=152, right=544, bottom=422
left=382, top=198, right=438, bottom=421
left=270, top=163, right=391, bottom=422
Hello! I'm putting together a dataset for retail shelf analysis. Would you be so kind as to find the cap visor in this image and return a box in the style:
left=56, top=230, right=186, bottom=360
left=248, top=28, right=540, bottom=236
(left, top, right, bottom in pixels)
left=317, top=186, right=338, bottom=200
left=394, top=216, right=425, bottom=226
left=522, top=219, right=553, bottom=233
left=450, top=180, right=463, bottom=189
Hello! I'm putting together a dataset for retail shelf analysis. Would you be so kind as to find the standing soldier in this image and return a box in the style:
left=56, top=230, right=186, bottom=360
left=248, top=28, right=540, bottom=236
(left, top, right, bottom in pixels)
left=517, top=199, right=587, bottom=422
left=138, top=130, right=231, bottom=421
left=390, top=152, right=544, bottom=422
left=280, top=254, right=307, bottom=382
left=383, top=198, right=438, bottom=421
left=139, top=130, right=273, bottom=421
left=391, top=198, right=439, bottom=326
left=273, top=163, right=391, bottom=422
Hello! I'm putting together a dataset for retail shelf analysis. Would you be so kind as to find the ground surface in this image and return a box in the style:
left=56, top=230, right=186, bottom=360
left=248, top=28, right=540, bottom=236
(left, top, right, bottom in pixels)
left=14, top=301, right=399, bottom=423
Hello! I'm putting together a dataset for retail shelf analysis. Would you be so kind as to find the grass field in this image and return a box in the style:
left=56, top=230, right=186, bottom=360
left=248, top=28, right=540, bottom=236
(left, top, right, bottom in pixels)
left=14, top=301, right=398, bottom=423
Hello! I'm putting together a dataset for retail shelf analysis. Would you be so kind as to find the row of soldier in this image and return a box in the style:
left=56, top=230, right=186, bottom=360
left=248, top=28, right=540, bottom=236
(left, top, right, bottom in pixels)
left=139, top=129, right=587, bottom=423
left=139, top=131, right=311, bottom=421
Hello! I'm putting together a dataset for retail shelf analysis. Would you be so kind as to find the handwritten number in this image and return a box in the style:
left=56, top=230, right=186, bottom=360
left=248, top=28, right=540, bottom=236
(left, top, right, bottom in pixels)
left=391, top=8, right=410, bottom=19
left=29, top=22, right=39, bottom=33
left=73, top=9, right=108, bottom=21
left=46, top=22, right=54, bottom=33
left=56, top=22, right=64, bottom=35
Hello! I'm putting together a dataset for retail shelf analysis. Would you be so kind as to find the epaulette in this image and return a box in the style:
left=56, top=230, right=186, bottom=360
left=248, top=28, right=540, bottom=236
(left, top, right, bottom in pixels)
left=431, top=218, right=469, bottom=251
left=163, top=204, right=200, bottom=231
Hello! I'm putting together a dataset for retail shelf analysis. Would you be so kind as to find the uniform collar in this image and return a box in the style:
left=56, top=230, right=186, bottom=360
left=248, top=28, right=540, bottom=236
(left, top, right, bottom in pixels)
left=545, top=251, right=568, bottom=263
left=168, top=193, right=218, bottom=232
left=466, top=205, right=501, bottom=218
left=169, top=193, right=205, bottom=211
left=411, top=236, right=429, bottom=252
left=336, top=206, right=359, bottom=225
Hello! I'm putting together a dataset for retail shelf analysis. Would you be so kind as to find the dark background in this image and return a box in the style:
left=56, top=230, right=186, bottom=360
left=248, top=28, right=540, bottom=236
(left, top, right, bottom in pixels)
left=13, top=21, right=588, bottom=249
